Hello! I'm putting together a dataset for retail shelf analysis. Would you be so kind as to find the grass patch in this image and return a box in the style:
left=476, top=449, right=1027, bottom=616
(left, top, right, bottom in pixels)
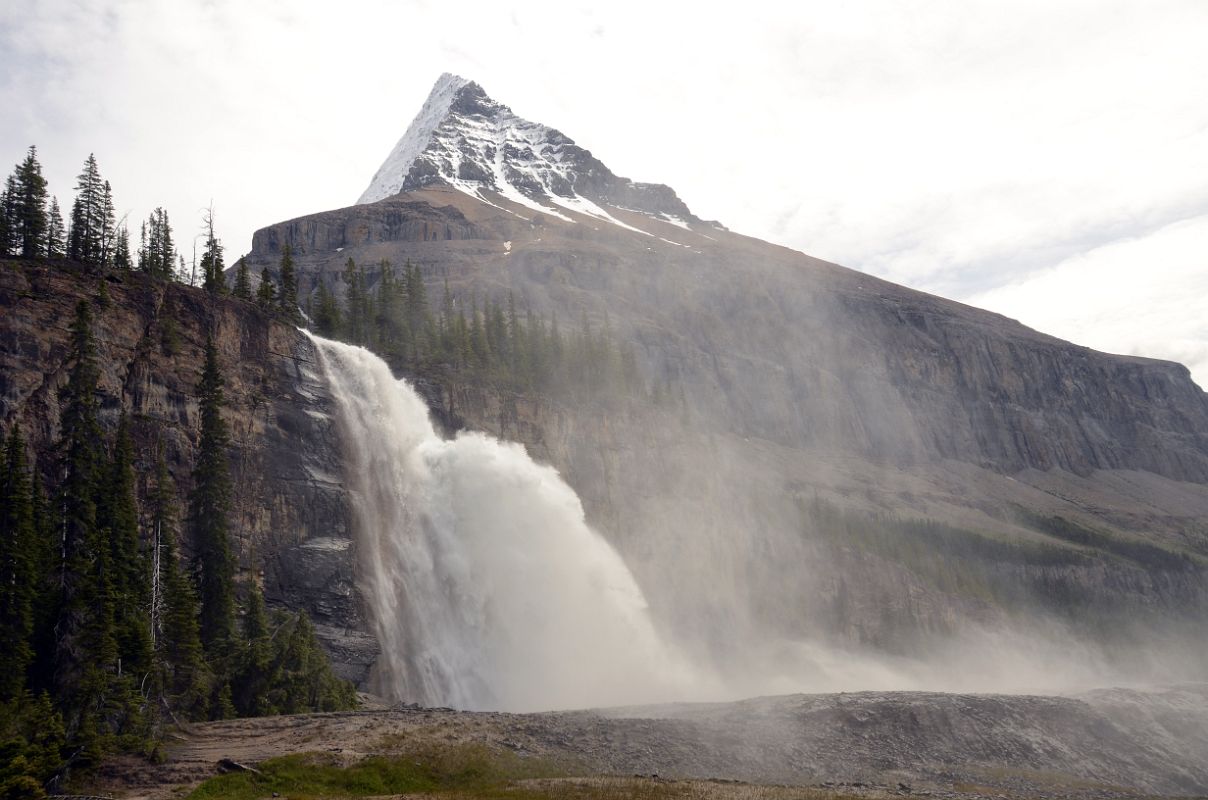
left=187, top=743, right=567, bottom=800
left=190, top=762, right=870, bottom=800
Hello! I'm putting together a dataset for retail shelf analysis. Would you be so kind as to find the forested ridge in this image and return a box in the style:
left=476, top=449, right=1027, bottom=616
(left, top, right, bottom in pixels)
left=1, top=140, right=648, bottom=796
left=1, top=148, right=358, bottom=796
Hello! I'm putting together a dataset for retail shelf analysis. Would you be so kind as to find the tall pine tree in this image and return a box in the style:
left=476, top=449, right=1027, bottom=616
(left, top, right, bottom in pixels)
left=13, top=145, right=49, bottom=258
left=96, top=415, right=153, bottom=684
left=46, top=197, right=65, bottom=258
left=150, top=456, right=208, bottom=721
left=277, top=245, right=299, bottom=322
left=67, top=154, right=105, bottom=265
left=200, top=209, right=226, bottom=295
left=232, top=257, right=252, bottom=300
left=0, top=426, right=37, bottom=699
left=52, top=300, right=118, bottom=758
left=189, top=337, right=236, bottom=661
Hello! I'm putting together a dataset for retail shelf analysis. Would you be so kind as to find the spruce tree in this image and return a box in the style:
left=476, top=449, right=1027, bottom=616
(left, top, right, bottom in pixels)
left=53, top=300, right=117, bottom=754
left=233, top=583, right=276, bottom=717
left=342, top=258, right=364, bottom=343
left=46, top=197, right=65, bottom=258
left=189, top=337, right=236, bottom=661
left=0, top=175, right=18, bottom=257
left=277, top=245, right=298, bottom=322
left=112, top=225, right=132, bottom=270
left=14, top=146, right=49, bottom=259
left=311, top=278, right=341, bottom=337
left=232, top=257, right=252, bottom=300
left=68, top=154, right=105, bottom=265
left=137, top=208, right=174, bottom=280
left=255, top=268, right=276, bottom=310
left=0, top=426, right=37, bottom=699
left=98, top=181, right=116, bottom=266
left=150, top=456, right=208, bottom=720
left=200, top=210, right=226, bottom=295
left=97, top=415, right=152, bottom=684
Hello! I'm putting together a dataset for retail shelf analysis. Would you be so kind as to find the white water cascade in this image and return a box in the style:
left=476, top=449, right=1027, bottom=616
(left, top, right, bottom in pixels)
left=308, top=334, right=702, bottom=712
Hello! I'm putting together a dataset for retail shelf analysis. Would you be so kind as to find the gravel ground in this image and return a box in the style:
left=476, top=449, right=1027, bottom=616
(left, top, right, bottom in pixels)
left=92, top=684, right=1208, bottom=800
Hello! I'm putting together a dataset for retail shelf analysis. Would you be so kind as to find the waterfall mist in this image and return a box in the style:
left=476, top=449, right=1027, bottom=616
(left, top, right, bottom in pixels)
left=309, top=334, right=707, bottom=711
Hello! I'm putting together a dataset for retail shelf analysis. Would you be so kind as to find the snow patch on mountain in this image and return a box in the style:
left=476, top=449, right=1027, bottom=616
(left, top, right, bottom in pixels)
left=358, top=74, right=471, bottom=205
left=356, top=74, right=702, bottom=239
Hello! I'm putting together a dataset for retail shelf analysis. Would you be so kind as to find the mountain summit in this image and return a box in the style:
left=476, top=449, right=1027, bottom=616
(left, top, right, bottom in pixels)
left=357, top=73, right=700, bottom=229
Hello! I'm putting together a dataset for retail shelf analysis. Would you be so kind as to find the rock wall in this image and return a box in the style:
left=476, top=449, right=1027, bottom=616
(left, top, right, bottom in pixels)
left=0, top=259, right=376, bottom=684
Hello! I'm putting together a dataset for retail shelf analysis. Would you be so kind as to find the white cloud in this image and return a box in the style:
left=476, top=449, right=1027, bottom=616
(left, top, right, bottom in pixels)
left=1, top=0, right=1206, bottom=381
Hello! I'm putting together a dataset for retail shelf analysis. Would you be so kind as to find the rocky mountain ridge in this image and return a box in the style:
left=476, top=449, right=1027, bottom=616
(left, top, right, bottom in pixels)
left=240, top=75, right=1208, bottom=685
left=358, top=73, right=700, bottom=227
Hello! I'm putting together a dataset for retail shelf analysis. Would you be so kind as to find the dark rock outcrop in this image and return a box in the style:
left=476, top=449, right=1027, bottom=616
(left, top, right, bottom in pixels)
left=0, top=259, right=376, bottom=682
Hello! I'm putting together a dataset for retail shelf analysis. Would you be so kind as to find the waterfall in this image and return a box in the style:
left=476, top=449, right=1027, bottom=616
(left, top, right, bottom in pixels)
left=308, top=334, right=699, bottom=712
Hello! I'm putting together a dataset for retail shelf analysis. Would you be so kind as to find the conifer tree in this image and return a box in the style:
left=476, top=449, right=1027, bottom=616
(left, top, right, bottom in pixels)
left=232, top=257, right=252, bottom=300
left=255, top=268, right=276, bottom=310
left=150, top=456, right=208, bottom=720
left=342, top=258, right=364, bottom=344
left=98, top=181, right=116, bottom=266
left=97, top=415, right=152, bottom=684
left=0, top=175, right=19, bottom=257
left=68, top=154, right=105, bottom=265
left=233, top=583, right=276, bottom=717
left=112, top=225, right=132, bottom=270
left=311, top=278, right=341, bottom=338
left=26, top=470, right=58, bottom=699
left=189, top=337, right=236, bottom=661
left=46, top=197, right=65, bottom=258
left=53, top=300, right=117, bottom=754
left=404, top=261, right=428, bottom=342
left=13, top=146, right=49, bottom=259
left=277, top=245, right=299, bottom=322
left=200, top=209, right=226, bottom=295
left=137, top=208, right=175, bottom=280
left=0, top=426, right=37, bottom=699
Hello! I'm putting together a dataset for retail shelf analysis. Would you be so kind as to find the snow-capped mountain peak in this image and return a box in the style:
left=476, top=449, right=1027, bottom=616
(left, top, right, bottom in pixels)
left=357, top=74, right=699, bottom=230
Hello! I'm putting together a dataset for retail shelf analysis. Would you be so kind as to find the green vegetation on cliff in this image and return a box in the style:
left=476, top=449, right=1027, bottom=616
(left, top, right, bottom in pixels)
left=302, top=255, right=644, bottom=404
left=0, top=249, right=358, bottom=792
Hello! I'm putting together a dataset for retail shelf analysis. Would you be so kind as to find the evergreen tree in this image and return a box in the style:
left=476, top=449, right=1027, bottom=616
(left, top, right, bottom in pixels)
left=233, top=583, right=276, bottom=717
left=189, top=337, right=236, bottom=661
left=0, top=426, right=37, bottom=699
left=232, top=257, right=252, bottom=300
left=26, top=471, right=58, bottom=700
left=150, top=456, right=208, bottom=720
left=0, top=691, right=67, bottom=794
left=277, top=245, right=298, bottom=322
left=98, top=181, right=116, bottom=266
left=0, top=175, right=18, bottom=257
left=404, top=261, right=428, bottom=343
left=52, top=300, right=116, bottom=756
left=97, top=415, right=153, bottom=685
left=137, top=208, right=175, bottom=280
left=67, top=154, right=105, bottom=265
left=268, top=611, right=357, bottom=714
left=255, top=268, right=276, bottom=310
left=46, top=197, right=65, bottom=258
left=342, top=258, right=364, bottom=344
left=13, top=146, right=49, bottom=259
left=311, top=278, right=341, bottom=338
left=111, top=225, right=132, bottom=271
left=200, top=209, right=226, bottom=295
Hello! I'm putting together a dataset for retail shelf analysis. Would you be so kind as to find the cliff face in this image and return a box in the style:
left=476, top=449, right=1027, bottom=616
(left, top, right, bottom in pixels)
left=245, top=188, right=1208, bottom=485
left=241, top=187, right=1208, bottom=679
left=0, top=259, right=376, bottom=684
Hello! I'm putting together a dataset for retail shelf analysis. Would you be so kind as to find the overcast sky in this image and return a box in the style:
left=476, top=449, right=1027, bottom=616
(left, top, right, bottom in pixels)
left=2, top=0, right=1205, bottom=384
